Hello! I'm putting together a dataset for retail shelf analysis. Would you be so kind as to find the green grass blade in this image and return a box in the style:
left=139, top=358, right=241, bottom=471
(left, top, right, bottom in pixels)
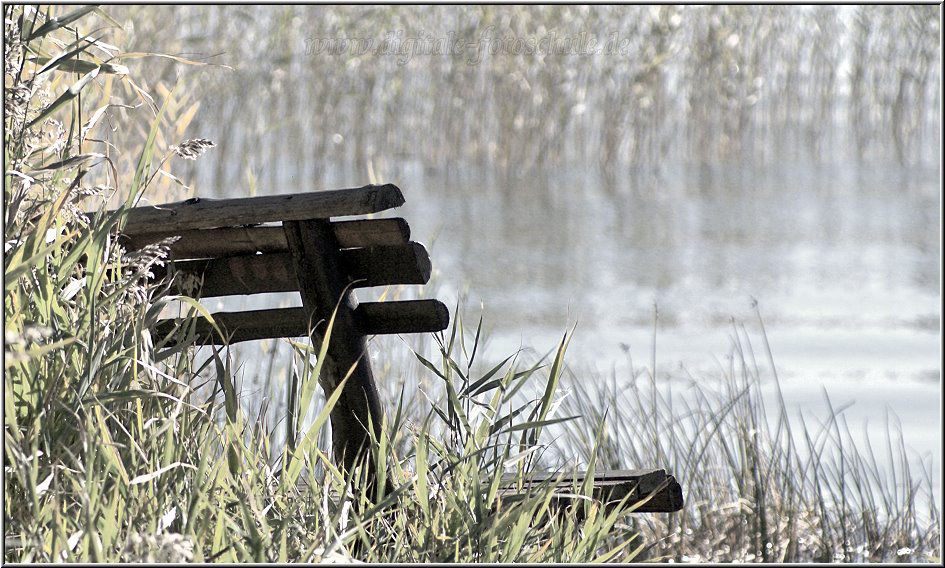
left=24, top=5, right=97, bottom=41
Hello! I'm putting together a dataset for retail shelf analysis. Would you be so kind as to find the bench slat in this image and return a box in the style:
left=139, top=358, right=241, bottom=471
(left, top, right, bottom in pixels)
left=356, top=299, right=449, bottom=335
left=170, top=252, right=298, bottom=296
left=152, top=300, right=450, bottom=344
left=341, top=242, right=431, bottom=288
left=497, top=469, right=683, bottom=513
left=164, top=242, right=431, bottom=296
left=121, top=218, right=411, bottom=259
left=117, top=183, right=404, bottom=234
left=333, top=218, right=410, bottom=249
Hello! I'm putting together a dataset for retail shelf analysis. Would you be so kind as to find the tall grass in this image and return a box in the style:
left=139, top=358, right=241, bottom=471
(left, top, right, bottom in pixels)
left=4, top=5, right=940, bottom=563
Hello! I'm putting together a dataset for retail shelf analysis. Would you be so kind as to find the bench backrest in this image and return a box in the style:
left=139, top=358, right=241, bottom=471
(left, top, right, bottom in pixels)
left=119, top=184, right=449, bottom=344
left=119, top=183, right=447, bottom=477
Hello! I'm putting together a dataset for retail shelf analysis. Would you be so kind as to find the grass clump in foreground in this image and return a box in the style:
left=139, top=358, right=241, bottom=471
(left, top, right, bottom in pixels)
left=4, top=5, right=941, bottom=563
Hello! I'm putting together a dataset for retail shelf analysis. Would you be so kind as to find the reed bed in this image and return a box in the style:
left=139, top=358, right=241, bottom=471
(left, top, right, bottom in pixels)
left=111, top=4, right=941, bottom=194
left=4, top=5, right=941, bottom=563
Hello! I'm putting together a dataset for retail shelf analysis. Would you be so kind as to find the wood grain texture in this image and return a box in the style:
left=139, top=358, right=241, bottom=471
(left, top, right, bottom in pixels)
left=121, top=218, right=411, bottom=259
left=116, top=183, right=404, bottom=234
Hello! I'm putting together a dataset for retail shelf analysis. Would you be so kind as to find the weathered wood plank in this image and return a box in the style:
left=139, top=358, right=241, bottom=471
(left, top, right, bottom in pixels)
left=355, top=299, right=449, bottom=335
left=340, top=242, right=431, bottom=287
left=333, top=218, right=410, bottom=249
left=497, top=469, right=683, bottom=514
left=151, top=300, right=450, bottom=344
left=162, top=242, right=431, bottom=296
left=121, top=218, right=411, bottom=259
left=168, top=252, right=298, bottom=296
left=124, top=225, right=287, bottom=259
left=153, top=307, right=307, bottom=344
left=115, top=183, right=404, bottom=234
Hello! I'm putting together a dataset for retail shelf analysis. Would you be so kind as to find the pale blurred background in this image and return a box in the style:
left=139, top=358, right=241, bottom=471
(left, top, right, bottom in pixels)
left=102, top=6, right=940, bottom=491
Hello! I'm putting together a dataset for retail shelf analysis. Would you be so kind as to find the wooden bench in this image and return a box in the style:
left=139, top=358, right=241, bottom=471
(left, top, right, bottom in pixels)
left=116, top=183, right=682, bottom=513
left=498, top=469, right=683, bottom=515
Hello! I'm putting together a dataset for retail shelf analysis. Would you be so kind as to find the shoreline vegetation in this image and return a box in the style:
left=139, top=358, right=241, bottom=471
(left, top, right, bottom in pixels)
left=3, top=6, right=941, bottom=563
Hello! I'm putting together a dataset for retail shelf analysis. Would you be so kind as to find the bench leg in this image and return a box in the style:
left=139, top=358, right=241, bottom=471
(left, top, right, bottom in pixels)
left=283, top=220, right=385, bottom=482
